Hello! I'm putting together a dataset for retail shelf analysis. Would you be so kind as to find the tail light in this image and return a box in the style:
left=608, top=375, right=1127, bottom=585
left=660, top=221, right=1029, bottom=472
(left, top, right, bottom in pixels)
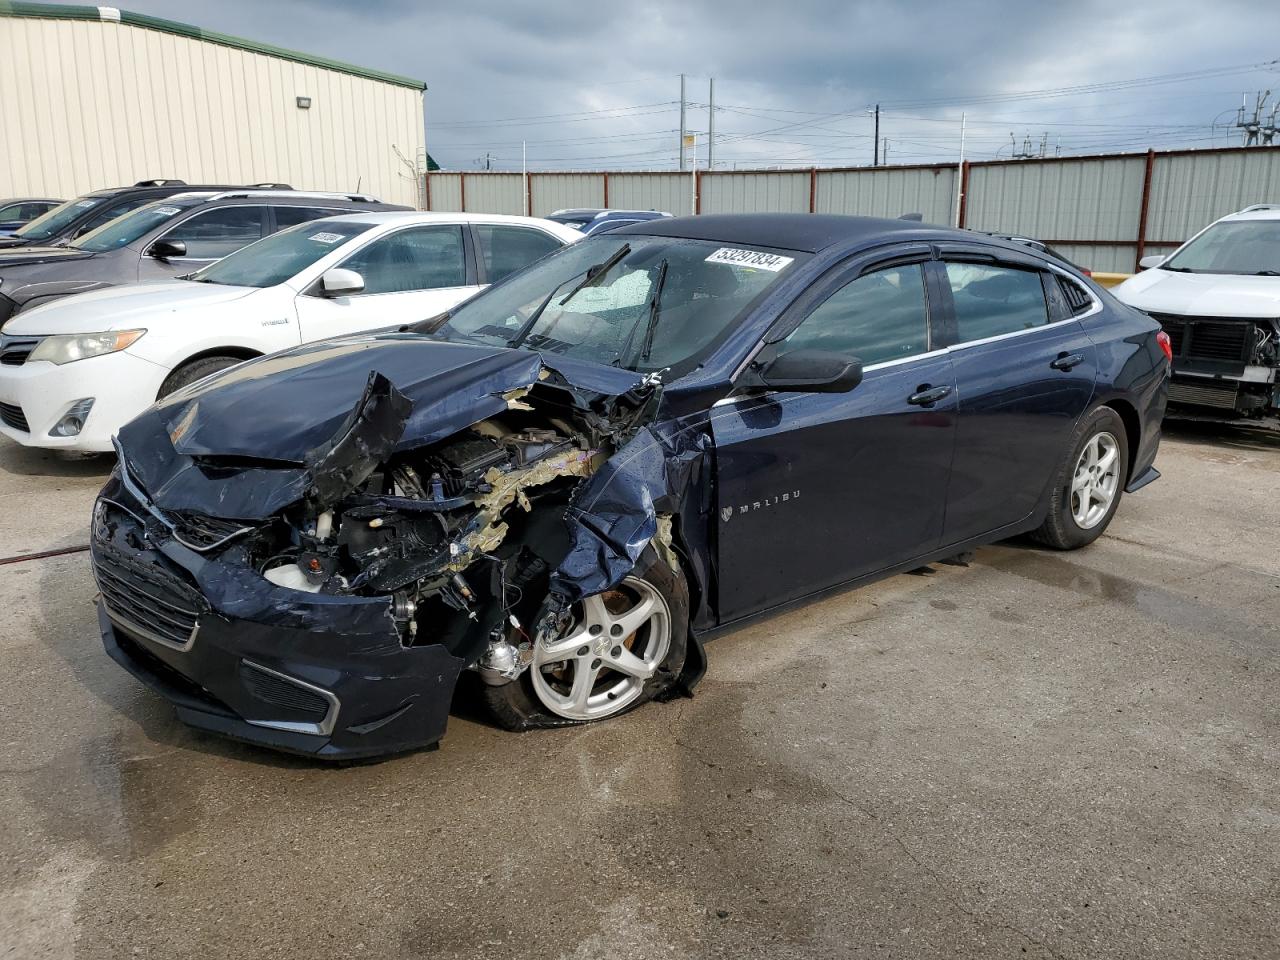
left=1156, top=330, right=1173, bottom=363
left=1080, top=268, right=1093, bottom=277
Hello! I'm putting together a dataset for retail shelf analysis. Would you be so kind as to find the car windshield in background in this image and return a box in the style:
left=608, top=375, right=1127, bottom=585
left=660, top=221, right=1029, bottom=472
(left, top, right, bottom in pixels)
left=188, top=220, right=374, bottom=288
left=436, top=235, right=806, bottom=375
left=13, top=195, right=102, bottom=241
left=71, top=199, right=202, bottom=252
left=1163, top=220, right=1280, bottom=275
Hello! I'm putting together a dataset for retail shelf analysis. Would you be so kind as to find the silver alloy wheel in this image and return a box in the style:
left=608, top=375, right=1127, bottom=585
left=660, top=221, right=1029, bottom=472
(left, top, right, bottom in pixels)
left=531, top=577, right=671, bottom=721
left=1070, top=430, right=1120, bottom=530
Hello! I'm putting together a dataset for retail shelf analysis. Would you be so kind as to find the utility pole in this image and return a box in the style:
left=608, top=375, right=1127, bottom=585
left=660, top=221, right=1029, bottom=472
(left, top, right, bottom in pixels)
left=1237, top=90, right=1272, bottom=146
left=872, top=103, right=880, bottom=166
left=679, top=74, right=687, bottom=171
left=953, top=112, right=966, bottom=228
left=707, top=77, right=715, bottom=171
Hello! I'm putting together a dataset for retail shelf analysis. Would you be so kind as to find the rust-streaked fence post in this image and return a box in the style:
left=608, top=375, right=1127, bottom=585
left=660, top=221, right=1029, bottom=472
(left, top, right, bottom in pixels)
left=1135, top=149, right=1156, bottom=271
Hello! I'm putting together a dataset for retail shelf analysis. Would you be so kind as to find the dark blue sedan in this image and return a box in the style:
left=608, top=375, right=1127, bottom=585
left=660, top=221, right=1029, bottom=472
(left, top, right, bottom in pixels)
left=93, top=214, right=1169, bottom=759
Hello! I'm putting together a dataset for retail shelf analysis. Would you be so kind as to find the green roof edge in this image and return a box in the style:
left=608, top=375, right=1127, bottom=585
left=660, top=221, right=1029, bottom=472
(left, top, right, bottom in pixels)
left=0, top=1, right=428, bottom=91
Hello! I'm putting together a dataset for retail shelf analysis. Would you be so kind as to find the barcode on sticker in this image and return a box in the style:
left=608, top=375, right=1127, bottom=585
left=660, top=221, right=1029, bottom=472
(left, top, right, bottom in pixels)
left=309, top=232, right=343, bottom=244
left=704, top=247, right=794, bottom=272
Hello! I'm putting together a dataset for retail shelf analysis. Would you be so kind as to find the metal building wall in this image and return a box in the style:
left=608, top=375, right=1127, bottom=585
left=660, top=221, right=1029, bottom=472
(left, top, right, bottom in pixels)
left=529, top=174, right=604, bottom=217
left=700, top=172, right=810, bottom=214
left=0, top=13, right=426, bottom=207
left=608, top=174, right=692, bottom=216
left=815, top=166, right=957, bottom=223
left=1145, top=149, right=1280, bottom=255
left=964, top=156, right=1147, bottom=273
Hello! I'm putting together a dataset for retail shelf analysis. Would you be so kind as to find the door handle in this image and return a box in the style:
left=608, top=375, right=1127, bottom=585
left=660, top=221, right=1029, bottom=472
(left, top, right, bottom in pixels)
left=1050, top=352, right=1085, bottom=371
left=907, top=384, right=951, bottom=407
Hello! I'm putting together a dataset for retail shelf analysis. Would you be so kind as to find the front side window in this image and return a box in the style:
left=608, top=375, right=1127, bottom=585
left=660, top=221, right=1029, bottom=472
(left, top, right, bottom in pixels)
left=783, top=263, right=930, bottom=365
left=160, top=206, right=266, bottom=259
left=437, top=235, right=806, bottom=375
left=71, top=199, right=202, bottom=252
left=475, top=225, right=562, bottom=283
left=189, top=219, right=375, bottom=288
left=945, top=262, right=1048, bottom=342
left=339, top=225, right=466, bottom=294
left=1162, top=220, right=1280, bottom=276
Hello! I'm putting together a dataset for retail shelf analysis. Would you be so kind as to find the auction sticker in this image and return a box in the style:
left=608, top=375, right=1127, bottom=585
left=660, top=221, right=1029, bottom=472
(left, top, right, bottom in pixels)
left=704, top=247, right=794, bottom=272
left=308, top=232, right=344, bottom=244
left=153, top=206, right=181, bottom=216
left=76, top=200, right=100, bottom=207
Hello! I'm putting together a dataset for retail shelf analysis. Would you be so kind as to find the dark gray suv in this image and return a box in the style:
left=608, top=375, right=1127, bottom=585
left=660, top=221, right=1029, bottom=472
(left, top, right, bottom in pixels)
left=0, top=190, right=409, bottom=325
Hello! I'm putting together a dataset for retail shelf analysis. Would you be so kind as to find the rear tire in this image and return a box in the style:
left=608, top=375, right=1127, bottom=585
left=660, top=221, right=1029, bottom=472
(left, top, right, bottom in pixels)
left=1031, top=406, right=1129, bottom=550
left=158, top=355, right=245, bottom=399
left=483, top=546, right=688, bottom=730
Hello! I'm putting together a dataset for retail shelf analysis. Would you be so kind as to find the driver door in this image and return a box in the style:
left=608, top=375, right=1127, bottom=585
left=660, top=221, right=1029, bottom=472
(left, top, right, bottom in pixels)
left=294, top=224, right=480, bottom=342
left=711, top=251, right=957, bottom=622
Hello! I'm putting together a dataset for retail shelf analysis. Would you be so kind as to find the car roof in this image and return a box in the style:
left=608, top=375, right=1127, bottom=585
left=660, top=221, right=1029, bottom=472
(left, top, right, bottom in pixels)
left=552, top=208, right=669, bottom=219
left=614, top=213, right=966, bottom=254
left=318, top=211, right=574, bottom=227
left=1220, top=204, right=1280, bottom=223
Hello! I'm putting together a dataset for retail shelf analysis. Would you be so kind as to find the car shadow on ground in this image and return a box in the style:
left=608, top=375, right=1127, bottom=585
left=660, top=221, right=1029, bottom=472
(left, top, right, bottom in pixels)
left=1161, top=414, right=1280, bottom=453
left=0, top=442, right=115, bottom=478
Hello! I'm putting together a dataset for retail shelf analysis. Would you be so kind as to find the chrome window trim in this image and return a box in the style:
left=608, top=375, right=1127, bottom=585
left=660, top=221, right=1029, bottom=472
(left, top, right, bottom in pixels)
left=241, top=661, right=341, bottom=737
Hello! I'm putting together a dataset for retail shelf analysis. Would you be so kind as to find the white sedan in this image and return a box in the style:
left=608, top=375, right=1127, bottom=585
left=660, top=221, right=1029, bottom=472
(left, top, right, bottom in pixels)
left=0, top=212, right=581, bottom=451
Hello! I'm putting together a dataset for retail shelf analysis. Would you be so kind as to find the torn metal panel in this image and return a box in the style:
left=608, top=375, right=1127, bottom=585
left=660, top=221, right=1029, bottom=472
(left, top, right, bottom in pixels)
left=304, top=371, right=412, bottom=507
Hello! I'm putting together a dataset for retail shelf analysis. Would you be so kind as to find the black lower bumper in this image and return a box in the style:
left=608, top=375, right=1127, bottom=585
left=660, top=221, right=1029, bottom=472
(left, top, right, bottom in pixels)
left=92, top=501, right=465, bottom=760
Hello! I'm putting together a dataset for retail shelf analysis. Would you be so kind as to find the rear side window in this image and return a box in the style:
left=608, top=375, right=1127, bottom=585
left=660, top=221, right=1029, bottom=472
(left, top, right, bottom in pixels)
left=163, top=206, right=266, bottom=259
left=784, top=263, right=930, bottom=365
left=474, top=225, right=562, bottom=283
left=272, top=205, right=344, bottom=229
left=945, top=262, right=1048, bottom=342
left=340, top=225, right=466, bottom=294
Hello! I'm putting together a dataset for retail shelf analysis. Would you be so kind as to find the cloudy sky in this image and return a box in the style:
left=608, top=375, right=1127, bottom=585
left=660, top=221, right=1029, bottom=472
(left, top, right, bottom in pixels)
left=106, top=0, right=1280, bottom=170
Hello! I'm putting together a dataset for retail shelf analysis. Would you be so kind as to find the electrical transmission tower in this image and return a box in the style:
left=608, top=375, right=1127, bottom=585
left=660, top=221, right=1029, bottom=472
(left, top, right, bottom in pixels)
left=1236, top=91, right=1279, bottom=146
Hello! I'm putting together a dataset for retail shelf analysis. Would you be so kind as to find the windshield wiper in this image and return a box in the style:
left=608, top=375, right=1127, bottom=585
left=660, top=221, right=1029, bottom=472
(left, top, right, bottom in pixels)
left=508, top=277, right=576, bottom=349
left=1253, top=270, right=1280, bottom=276
left=1161, top=265, right=1195, bottom=273
left=556, top=243, right=630, bottom=305
left=616, top=258, right=669, bottom=368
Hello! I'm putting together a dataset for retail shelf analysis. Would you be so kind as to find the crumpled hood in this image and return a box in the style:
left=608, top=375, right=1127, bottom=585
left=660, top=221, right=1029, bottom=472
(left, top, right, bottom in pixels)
left=5, top=280, right=257, bottom=334
left=0, top=245, right=94, bottom=269
left=116, top=333, right=647, bottom=519
left=1114, top=268, right=1280, bottom=318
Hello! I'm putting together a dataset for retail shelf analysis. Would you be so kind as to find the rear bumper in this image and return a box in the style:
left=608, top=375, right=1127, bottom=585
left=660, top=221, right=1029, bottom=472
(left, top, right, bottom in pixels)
left=93, top=488, right=465, bottom=760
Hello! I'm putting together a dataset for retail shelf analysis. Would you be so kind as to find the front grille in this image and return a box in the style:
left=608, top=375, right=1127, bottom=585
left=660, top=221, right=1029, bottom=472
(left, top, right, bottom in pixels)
left=0, top=334, right=40, bottom=365
left=239, top=663, right=331, bottom=722
left=168, top=511, right=255, bottom=551
left=93, top=544, right=204, bottom=649
left=1168, top=380, right=1239, bottom=409
left=0, top=401, right=29, bottom=432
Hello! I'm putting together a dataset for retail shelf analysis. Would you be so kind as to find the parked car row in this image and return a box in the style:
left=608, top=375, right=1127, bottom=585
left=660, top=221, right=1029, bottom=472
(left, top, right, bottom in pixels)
left=0, top=197, right=62, bottom=235
left=82, top=211, right=1169, bottom=760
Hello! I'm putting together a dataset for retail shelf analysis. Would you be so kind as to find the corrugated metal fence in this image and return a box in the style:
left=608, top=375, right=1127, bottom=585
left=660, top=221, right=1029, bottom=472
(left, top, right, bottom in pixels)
left=424, top=146, right=1280, bottom=272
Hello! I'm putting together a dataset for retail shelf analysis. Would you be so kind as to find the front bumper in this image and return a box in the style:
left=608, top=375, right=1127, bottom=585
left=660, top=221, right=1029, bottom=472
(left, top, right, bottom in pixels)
left=0, top=351, right=169, bottom=452
left=93, top=485, right=465, bottom=760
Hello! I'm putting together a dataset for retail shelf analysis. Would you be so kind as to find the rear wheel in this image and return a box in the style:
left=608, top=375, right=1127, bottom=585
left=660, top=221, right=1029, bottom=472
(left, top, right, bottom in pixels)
left=483, top=547, right=688, bottom=730
left=157, top=355, right=245, bottom=399
left=1031, top=406, right=1129, bottom=550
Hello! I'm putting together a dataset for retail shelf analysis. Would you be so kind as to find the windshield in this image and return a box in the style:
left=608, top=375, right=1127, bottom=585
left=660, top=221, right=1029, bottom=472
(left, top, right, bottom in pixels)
left=189, top=219, right=375, bottom=288
left=1163, top=220, right=1280, bottom=276
left=72, top=199, right=200, bottom=252
left=13, top=196, right=103, bottom=241
left=436, top=235, right=805, bottom=375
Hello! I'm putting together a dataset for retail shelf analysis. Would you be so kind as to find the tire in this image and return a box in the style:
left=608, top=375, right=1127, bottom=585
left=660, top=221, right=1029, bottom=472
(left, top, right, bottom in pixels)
left=1031, top=406, right=1129, bottom=550
left=483, top=546, right=689, bottom=731
left=157, top=355, right=245, bottom=399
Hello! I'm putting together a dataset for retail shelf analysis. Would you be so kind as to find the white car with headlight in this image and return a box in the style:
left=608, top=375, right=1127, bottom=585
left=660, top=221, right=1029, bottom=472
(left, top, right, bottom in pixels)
left=0, top=211, right=580, bottom=451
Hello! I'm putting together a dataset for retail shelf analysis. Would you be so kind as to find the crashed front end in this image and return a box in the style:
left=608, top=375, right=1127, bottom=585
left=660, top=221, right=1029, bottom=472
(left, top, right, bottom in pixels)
left=92, top=336, right=696, bottom=759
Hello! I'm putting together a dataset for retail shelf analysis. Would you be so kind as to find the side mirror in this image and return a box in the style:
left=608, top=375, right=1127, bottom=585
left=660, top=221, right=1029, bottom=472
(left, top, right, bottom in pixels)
left=1138, top=254, right=1166, bottom=270
left=321, top=267, right=365, bottom=298
left=741, top=348, right=864, bottom=394
left=147, top=238, right=187, bottom=260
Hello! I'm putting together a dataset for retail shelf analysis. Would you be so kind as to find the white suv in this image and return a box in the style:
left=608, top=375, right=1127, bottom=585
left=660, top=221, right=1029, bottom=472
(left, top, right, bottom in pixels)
left=1114, top=204, right=1280, bottom=418
left=0, top=212, right=581, bottom=451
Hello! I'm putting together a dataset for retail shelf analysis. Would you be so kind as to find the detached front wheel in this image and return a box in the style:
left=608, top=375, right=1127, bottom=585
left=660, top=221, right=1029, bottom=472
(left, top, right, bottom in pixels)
left=483, top=547, right=688, bottom=729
